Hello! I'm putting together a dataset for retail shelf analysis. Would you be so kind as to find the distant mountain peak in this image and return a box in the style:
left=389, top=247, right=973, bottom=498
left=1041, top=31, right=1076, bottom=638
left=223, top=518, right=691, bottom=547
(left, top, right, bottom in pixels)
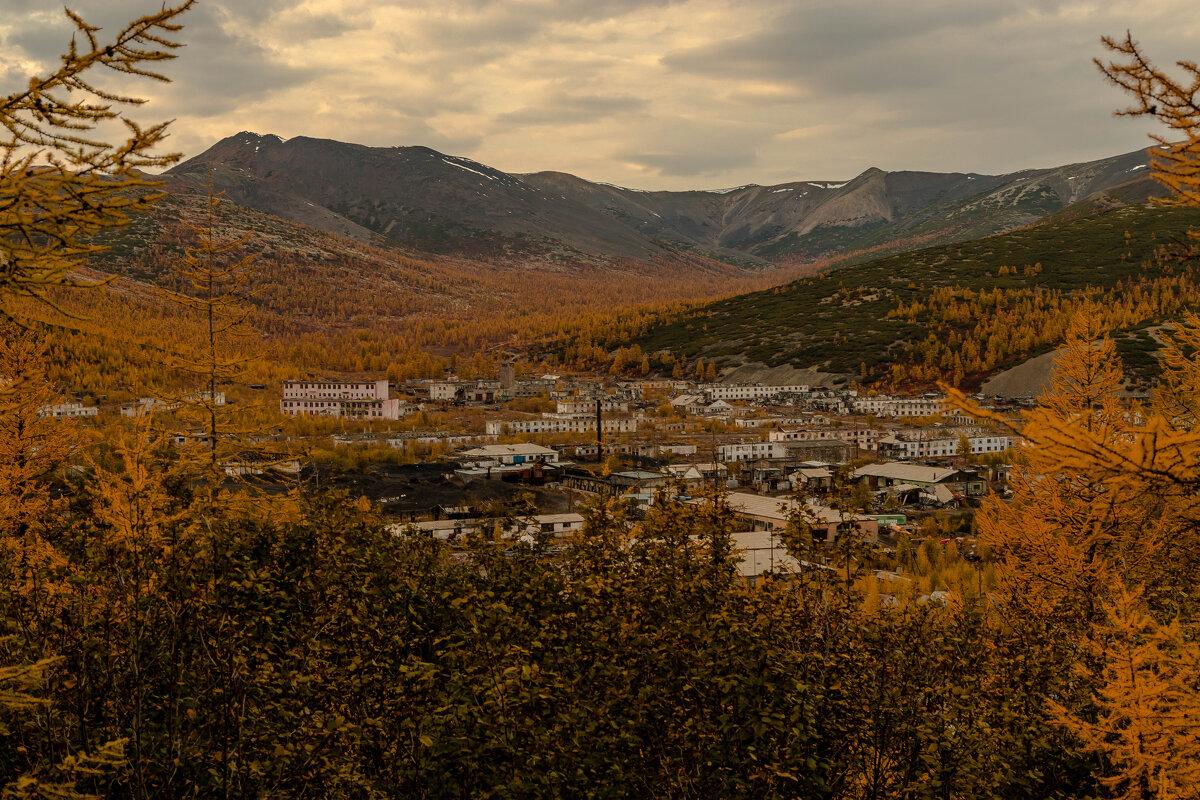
left=165, top=133, right=1158, bottom=267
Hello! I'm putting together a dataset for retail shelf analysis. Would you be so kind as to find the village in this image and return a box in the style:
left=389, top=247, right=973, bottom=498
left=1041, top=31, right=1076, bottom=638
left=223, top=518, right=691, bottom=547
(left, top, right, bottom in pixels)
left=32, top=355, right=1029, bottom=585
left=40, top=368, right=1023, bottom=581
left=35, top=366, right=1021, bottom=580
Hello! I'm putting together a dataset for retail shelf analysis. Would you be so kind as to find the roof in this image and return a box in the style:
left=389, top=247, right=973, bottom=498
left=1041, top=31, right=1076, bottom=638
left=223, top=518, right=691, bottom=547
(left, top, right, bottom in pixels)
left=719, top=492, right=800, bottom=521
left=534, top=513, right=584, bottom=525
left=731, top=531, right=800, bottom=577
left=852, top=462, right=961, bottom=484
left=459, top=443, right=557, bottom=458
left=664, top=462, right=727, bottom=476
left=930, top=484, right=957, bottom=504
left=791, top=466, right=832, bottom=479
left=730, top=531, right=839, bottom=578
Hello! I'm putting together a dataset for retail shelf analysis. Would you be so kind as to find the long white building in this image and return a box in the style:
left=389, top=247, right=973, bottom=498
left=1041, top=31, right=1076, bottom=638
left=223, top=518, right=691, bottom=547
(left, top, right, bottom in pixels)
left=877, top=429, right=1011, bottom=460
left=851, top=395, right=947, bottom=418
left=280, top=379, right=404, bottom=420
left=716, top=442, right=788, bottom=462
left=484, top=416, right=641, bottom=436
left=769, top=427, right=881, bottom=450
left=38, top=402, right=98, bottom=419
left=701, top=383, right=810, bottom=401
left=555, top=399, right=630, bottom=416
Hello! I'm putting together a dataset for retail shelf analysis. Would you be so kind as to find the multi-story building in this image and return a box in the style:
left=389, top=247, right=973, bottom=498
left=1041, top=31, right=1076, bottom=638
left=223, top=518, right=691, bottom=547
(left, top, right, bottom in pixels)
left=280, top=379, right=403, bottom=420
left=484, top=416, right=641, bottom=436
left=851, top=395, right=947, bottom=418
left=876, top=428, right=1011, bottom=460
left=38, top=402, right=98, bottom=419
left=555, top=398, right=630, bottom=417
left=428, top=381, right=462, bottom=402
left=700, top=383, right=810, bottom=401
left=769, top=426, right=881, bottom=450
left=716, top=442, right=788, bottom=462
left=734, top=416, right=813, bottom=429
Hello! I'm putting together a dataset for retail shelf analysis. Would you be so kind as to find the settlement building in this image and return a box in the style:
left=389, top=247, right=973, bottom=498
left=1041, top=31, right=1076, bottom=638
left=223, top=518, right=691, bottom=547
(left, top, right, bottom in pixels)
left=851, top=395, right=947, bottom=418
left=875, top=429, right=1011, bottom=460
left=694, top=492, right=878, bottom=544
left=280, top=379, right=403, bottom=420
left=701, top=383, right=809, bottom=401
left=484, top=416, right=640, bottom=435
left=456, top=443, right=560, bottom=466
left=38, top=402, right=98, bottom=419
left=716, top=442, right=788, bottom=462
left=851, top=463, right=986, bottom=498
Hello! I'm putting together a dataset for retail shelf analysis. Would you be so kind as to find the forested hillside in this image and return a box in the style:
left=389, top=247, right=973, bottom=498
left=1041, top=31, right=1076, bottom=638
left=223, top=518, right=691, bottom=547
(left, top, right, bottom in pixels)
left=625, top=201, right=1200, bottom=388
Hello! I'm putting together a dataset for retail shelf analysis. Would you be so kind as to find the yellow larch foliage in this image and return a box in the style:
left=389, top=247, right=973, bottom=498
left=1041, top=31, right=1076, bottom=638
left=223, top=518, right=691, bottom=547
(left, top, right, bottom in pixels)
left=0, top=327, right=77, bottom=595
left=1050, top=588, right=1200, bottom=800
left=949, top=305, right=1200, bottom=796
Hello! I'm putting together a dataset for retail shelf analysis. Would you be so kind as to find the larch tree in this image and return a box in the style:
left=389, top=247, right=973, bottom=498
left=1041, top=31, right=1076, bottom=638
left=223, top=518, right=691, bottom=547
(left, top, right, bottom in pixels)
left=941, top=36, right=1200, bottom=798
left=0, top=5, right=193, bottom=796
left=161, top=177, right=260, bottom=491
left=1098, top=32, right=1200, bottom=219
left=0, top=2, right=194, bottom=318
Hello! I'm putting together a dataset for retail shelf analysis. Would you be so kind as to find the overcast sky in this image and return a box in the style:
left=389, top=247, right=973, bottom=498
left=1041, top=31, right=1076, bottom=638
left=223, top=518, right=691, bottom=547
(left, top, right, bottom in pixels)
left=1, top=0, right=1196, bottom=189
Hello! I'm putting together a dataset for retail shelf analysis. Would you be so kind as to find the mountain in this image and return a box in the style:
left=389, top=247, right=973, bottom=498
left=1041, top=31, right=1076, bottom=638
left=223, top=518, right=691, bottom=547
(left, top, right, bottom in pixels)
left=167, top=132, right=1162, bottom=268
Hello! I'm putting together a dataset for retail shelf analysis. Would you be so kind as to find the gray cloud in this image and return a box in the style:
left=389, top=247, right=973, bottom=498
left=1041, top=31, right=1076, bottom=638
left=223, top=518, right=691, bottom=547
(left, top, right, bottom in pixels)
left=2, top=0, right=1195, bottom=189
left=498, top=93, right=647, bottom=125
left=618, top=118, right=772, bottom=177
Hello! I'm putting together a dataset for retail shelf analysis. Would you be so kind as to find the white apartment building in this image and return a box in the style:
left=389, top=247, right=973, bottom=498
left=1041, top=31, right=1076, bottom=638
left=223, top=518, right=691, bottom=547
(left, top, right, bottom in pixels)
left=429, top=382, right=463, bottom=402
left=877, top=430, right=1011, bottom=460
left=701, top=383, right=810, bottom=401
left=769, top=427, right=881, bottom=450
left=851, top=395, right=947, bottom=418
left=282, top=379, right=388, bottom=401
left=280, top=379, right=403, bottom=420
left=635, top=442, right=698, bottom=458
left=38, top=402, right=98, bottom=419
left=734, top=416, right=812, bottom=429
left=555, top=399, right=630, bottom=416
left=188, top=390, right=226, bottom=406
left=716, top=442, right=788, bottom=462
left=120, top=397, right=178, bottom=417
left=484, top=416, right=641, bottom=436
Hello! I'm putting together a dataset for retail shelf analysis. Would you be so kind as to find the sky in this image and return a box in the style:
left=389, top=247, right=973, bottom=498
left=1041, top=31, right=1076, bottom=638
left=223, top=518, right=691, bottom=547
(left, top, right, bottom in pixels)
left=1, top=0, right=1196, bottom=190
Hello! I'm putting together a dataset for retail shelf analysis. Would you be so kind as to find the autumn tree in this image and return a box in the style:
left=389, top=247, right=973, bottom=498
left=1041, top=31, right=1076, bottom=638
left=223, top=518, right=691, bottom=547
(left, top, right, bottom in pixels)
left=1098, top=32, right=1200, bottom=219
left=0, top=2, right=194, bottom=317
left=0, top=328, right=75, bottom=539
left=942, top=32, right=1200, bottom=785
left=0, top=5, right=194, bottom=796
left=160, top=179, right=262, bottom=492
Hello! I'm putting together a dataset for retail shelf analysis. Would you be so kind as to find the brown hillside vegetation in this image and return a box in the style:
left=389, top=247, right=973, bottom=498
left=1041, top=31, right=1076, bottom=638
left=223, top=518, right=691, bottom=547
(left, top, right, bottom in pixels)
left=14, top=185, right=807, bottom=393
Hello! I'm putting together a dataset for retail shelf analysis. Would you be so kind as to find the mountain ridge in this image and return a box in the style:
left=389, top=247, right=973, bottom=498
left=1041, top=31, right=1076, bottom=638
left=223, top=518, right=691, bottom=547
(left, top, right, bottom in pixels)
left=166, top=132, right=1162, bottom=268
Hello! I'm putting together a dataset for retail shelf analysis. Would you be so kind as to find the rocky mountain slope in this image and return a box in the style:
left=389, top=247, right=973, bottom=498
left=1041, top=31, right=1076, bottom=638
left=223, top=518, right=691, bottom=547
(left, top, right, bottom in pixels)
left=167, top=132, right=1161, bottom=267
